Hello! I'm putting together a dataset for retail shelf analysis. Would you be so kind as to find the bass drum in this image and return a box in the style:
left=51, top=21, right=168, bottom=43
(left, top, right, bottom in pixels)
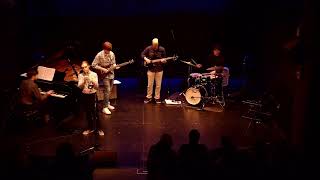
left=185, top=86, right=208, bottom=105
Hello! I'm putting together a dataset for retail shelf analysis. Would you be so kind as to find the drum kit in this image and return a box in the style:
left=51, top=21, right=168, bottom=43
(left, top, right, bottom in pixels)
left=184, top=66, right=230, bottom=109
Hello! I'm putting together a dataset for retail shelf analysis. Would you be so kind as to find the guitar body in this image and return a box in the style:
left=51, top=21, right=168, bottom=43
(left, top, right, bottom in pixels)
left=96, top=65, right=112, bottom=80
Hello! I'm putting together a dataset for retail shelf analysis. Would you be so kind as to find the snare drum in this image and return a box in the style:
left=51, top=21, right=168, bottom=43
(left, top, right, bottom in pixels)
left=188, top=73, right=202, bottom=87
left=199, top=75, right=211, bottom=85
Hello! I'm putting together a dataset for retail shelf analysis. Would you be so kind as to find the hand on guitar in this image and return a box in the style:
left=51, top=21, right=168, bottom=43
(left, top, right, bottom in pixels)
left=102, top=68, right=110, bottom=74
left=113, top=64, right=120, bottom=69
left=144, top=57, right=151, bottom=64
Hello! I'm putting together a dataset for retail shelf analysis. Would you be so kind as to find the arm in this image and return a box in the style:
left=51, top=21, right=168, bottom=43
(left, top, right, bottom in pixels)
left=78, top=74, right=85, bottom=89
left=92, top=73, right=99, bottom=90
left=32, top=84, right=49, bottom=101
left=111, top=51, right=116, bottom=65
left=92, top=53, right=106, bottom=72
left=160, top=47, right=167, bottom=63
left=111, top=52, right=120, bottom=69
left=162, top=47, right=166, bottom=58
left=141, top=47, right=151, bottom=64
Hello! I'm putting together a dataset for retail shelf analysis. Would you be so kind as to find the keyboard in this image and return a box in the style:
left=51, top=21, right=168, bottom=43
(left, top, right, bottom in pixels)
left=40, top=91, right=67, bottom=98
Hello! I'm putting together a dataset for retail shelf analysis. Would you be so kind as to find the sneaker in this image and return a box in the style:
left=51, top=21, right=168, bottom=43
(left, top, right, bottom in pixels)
left=98, top=130, right=104, bottom=136
left=108, top=104, right=115, bottom=110
left=102, top=107, right=111, bottom=115
left=144, top=98, right=152, bottom=104
left=82, top=130, right=93, bottom=135
left=155, top=99, right=162, bottom=104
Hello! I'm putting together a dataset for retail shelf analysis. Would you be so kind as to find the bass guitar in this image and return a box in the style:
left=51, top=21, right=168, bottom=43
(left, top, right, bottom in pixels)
left=144, top=56, right=178, bottom=67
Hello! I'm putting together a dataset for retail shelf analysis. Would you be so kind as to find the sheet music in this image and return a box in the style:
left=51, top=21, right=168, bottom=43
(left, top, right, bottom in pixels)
left=37, top=66, right=56, bottom=81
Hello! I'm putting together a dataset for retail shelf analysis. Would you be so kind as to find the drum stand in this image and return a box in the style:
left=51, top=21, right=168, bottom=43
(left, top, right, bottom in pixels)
left=195, top=84, right=226, bottom=111
left=197, top=95, right=225, bottom=111
left=204, top=79, right=226, bottom=110
left=175, top=60, right=196, bottom=97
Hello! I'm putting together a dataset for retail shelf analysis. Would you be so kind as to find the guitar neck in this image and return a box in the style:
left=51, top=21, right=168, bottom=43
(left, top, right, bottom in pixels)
left=117, top=61, right=131, bottom=67
left=103, top=61, right=132, bottom=71
left=151, top=57, right=173, bottom=63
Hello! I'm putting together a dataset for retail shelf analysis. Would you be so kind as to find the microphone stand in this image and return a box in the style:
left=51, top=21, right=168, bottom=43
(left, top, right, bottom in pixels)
left=177, top=59, right=199, bottom=96
left=67, top=58, right=79, bottom=79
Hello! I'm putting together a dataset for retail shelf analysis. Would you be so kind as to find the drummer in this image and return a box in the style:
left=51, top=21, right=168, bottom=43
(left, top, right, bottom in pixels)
left=194, top=44, right=225, bottom=98
left=194, top=44, right=224, bottom=74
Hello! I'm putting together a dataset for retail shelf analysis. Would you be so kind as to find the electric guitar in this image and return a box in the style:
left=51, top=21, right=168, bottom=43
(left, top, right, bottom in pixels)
left=144, top=55, right=178, bottom=67
left=97, top=59, right=134, bottom=79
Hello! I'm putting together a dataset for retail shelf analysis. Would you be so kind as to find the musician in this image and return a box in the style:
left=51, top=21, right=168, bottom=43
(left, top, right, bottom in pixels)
left=78, top=61, right=104, bottom=136
left=92, top=41, right=119, bottom=115
left=207, top=44, right=224, bottom=73
left=194, top=44, right=225, bottom=101
left=19, top=68, right=53, bottom=123
left=207, top=44, right=225, bottom=99
left=195, top=44, right=224, bottom=73
left=141, top=38, right=167, bottom=104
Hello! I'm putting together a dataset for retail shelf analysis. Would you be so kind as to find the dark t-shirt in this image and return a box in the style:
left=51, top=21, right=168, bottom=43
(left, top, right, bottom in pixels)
left=193, top=55, right=224, bottom=73
left=141, top=45, right=166, bottom=72
left=206, top=55, right=224, bottom=72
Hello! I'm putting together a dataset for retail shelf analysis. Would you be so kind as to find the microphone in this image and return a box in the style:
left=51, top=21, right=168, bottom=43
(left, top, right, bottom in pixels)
left=170, top=29, right=175, bottom=40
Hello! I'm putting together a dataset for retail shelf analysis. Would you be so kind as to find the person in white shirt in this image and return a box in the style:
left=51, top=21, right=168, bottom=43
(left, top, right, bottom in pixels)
left=78, top=61, right=104, bottom=136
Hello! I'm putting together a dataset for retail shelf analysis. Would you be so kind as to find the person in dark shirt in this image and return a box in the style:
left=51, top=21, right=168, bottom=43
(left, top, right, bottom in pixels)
left=192, top=44, right=225, bottom=99
left=19, top=68, right=53, bottom=123
left=147, top=133, right=177, bottom=180
left=195, top=44, right=224, bottom=73
left=178, top=129, right=209, bottom=180
left=207, top=44, right=224, bottom=73
left=141, top=38, right=167, bottom=104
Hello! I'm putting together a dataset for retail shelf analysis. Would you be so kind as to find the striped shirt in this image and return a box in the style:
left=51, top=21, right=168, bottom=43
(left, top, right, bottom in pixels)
left=92, top=50, right=116, bottom=79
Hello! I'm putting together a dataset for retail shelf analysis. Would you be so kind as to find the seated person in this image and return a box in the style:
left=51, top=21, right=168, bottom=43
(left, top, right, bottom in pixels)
left=195, top=44, right=224, bottom=74
left=19, top=68, right=53, bottom=123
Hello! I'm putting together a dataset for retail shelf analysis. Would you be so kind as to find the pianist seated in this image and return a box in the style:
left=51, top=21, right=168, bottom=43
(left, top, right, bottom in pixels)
left=19, top=68, right=53, bottom=123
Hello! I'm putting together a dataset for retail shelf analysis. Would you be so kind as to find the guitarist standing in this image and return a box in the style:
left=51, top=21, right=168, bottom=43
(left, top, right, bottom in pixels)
left=92, top=41, right=119, bottom=115
left=141, top=38, right=167, bottom=104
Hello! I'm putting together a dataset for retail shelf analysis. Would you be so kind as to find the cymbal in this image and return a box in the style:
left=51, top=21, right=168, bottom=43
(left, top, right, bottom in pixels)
left=207, top=66, right=224, bottom=72
left=206, top=67, right=216, bottom=71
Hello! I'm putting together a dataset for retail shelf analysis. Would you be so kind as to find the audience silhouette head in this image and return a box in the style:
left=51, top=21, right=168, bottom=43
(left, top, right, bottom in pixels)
left=159, top=133, right=173, bottom=148
left=189, top=129, right=200, bottom=145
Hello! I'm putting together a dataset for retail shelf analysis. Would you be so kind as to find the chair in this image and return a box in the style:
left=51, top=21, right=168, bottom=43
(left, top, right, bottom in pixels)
left=222, top=67, right=230, bottom=87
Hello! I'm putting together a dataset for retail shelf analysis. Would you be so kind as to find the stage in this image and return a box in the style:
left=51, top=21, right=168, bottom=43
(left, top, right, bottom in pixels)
left=2, top=77, right=285, bottom=172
